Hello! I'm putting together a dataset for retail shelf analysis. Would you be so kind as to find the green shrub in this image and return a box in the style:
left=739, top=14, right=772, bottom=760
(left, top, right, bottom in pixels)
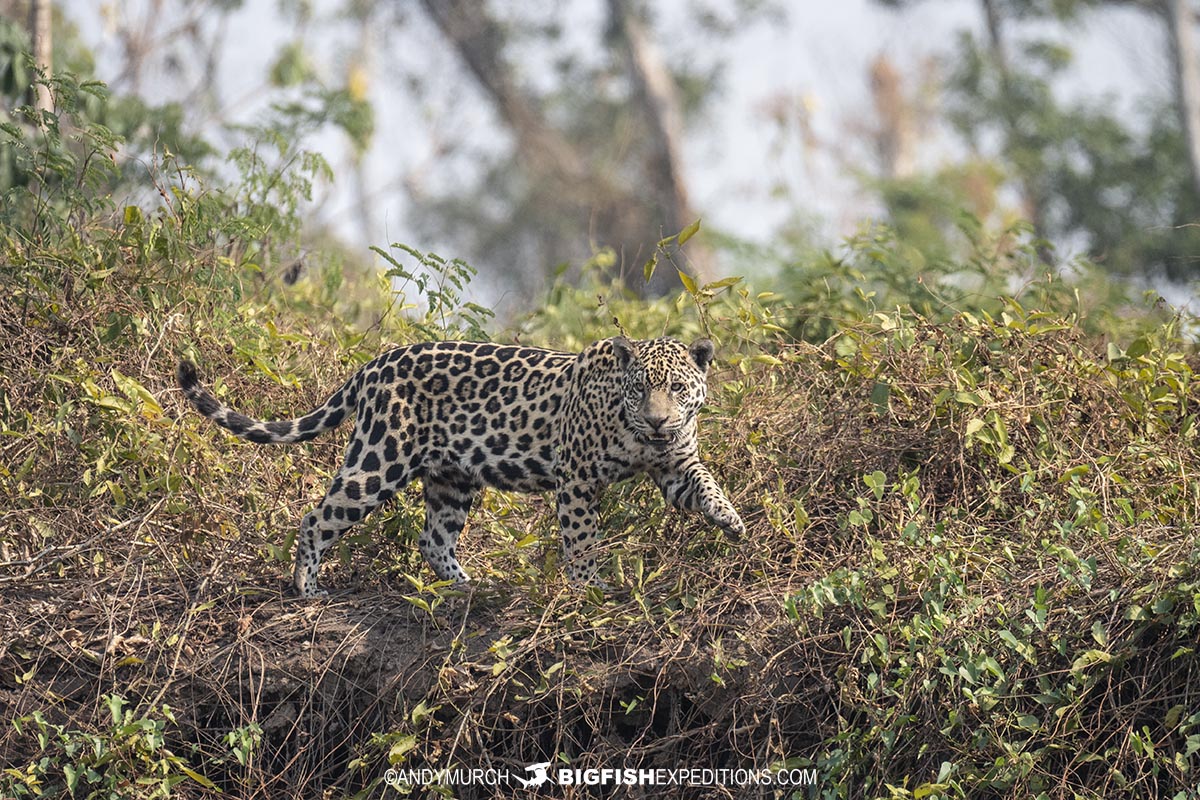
left=5, top=696, right=207, bottom=798
left=3, top=47, right=1198, bottom=800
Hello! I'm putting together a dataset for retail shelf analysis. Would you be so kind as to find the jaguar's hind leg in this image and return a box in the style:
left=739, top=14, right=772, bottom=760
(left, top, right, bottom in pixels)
left=555, top=478, right=605, bottom=586
left=294, top=464, right=412, bottom=597
left=419, top=473, right=480, bottom=584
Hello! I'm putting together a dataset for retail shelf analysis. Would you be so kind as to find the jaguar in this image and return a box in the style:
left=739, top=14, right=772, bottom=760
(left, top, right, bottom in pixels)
left=177, top=336, right=744, bottom=596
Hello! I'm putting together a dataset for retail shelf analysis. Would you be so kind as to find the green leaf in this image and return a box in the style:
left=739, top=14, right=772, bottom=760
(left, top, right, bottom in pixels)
left=1060, top=464, right=1090, bottom=482
left=870, top=381, right=890, bottom=415
left=1126, top=336, right=1151, bottom=359
left=112, top=369, right=164, bottom=416
left=180, top=766, right=218, bottom=789
left=703, top=275, right=743, bottom=290
left=1124, top=604, right=1149, bottom=621
left=1016, top=714, right=1041, bottom=732
left=677, top=218, right=701, bottom=245
left=387, top=734, right=418, bottom=762
left=403, top=595, right=431, bottom=614
left=643, top=254, right=658, bottom=283
left=864, top=470, right=887, bottom=500
left=106, top=694, right=125, bottom=724
left=1071, top=649, right=1111, bottom=673
left=411, top=700, right=440, bottom=725
left=677, top=269, right=698, bottom=295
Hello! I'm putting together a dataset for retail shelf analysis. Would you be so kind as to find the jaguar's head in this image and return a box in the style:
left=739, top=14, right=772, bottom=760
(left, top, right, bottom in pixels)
left=612, top=336, right=714, bottom=449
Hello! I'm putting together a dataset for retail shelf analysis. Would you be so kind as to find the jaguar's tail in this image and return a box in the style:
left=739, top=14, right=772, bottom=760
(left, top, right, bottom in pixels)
left=176, top=361, right=356, bottom=444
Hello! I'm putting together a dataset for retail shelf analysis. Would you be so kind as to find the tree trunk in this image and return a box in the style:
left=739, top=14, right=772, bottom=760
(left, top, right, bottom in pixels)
left=418, top=0, right=593, bottom=192
left=28, top=0, right=52, bottom=111
left=1165, top=0, right=1200, bottom=200
left=607, top=0, right=712, bottom=293
left=869, top=54, right=917, bottom=179
left=981, top=0, right=1054, bottom=264
left=351, top=13, right=377, bottom=248
left=416, top=0, right=708, bottom=297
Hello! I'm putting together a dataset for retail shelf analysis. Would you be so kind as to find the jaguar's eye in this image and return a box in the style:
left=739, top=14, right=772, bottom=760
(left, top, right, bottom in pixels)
left=670, top=382, right=685, bottom=394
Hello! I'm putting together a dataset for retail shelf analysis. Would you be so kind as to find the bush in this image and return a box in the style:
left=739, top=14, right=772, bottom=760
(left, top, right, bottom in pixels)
left=2, top=58, right=1198, bottom=800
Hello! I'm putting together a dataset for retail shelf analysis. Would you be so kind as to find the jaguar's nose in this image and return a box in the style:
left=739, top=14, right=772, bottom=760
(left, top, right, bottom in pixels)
left=644, top=413, right=669, bottom=431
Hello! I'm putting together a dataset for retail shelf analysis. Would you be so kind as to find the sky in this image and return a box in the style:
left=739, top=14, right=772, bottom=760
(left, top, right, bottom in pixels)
left=64, top=0, right=1169, bottom=279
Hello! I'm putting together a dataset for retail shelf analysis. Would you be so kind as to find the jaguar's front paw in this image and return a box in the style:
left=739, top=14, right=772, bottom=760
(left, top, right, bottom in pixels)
left=710, top=505, right=745, bottom=538
left=564, top=559, right=609, bottom=593
left=567, top=575, right=611, bottom=593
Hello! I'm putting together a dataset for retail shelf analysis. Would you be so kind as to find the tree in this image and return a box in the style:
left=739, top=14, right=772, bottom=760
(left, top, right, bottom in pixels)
left=1165, top=0, right=1200, bottom=199
left=38, top=1, right=771, bottom=307
left=869, top=54, right=919, bottom=180
left=26, top=0, right=50, bottom=111
left=873, top=0, right=1200, bottom=281
left=409, top=0, right=736, bottom=298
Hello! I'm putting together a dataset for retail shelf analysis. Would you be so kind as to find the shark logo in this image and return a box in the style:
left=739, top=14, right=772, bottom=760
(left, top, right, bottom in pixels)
left=516, top=762, right=553, bottom=788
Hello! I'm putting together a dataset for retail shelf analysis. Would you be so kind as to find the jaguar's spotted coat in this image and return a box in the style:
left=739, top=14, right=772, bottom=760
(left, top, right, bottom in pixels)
left=177, top=337, right=744, bottom=596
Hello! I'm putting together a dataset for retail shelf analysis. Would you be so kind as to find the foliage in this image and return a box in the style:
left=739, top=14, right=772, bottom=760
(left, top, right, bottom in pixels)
left=0, top=53, right=438, bottom=798
left=861, top=1, right=1200, bottom=286
left=940, top=5, right=1200, bottom=281
left=372, top=243, right=495, bottom=341
left=3, top=38, right=1200, bottom=800
left=4, top=696, right=220, bottom=799
left=0, top=16, right=213, bottom=206
left=518, top=224, right=788, bottom=358
left=771, top=212, right=1169, bottom=345
left=868, top=160, right=1005, bottom=269
left=0, top=73, right=119, bottom=238
left=322, top=301, right=1199, bottom=800
left=396, top=0, right=778, bottom=298
left=770, top=307, right=1200, bottom=797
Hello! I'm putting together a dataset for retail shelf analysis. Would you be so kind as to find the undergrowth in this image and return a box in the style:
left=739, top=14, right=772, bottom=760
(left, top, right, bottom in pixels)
left=2, top=65, right=1199, bottom=800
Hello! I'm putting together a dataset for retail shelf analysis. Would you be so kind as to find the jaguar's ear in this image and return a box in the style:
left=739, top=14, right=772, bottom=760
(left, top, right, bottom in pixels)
left=612, top=336, right=636, bottom=368
left=689, top=338, right=715, bottom=372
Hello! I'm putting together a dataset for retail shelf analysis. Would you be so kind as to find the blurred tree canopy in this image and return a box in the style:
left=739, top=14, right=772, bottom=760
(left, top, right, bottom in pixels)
left=28, top=0, right=780, bottom=301
left=392, top=0, right=771, bottom=297
left=869, top=0, right=1200, bottom=281
left=9, top=0, right=1199, bottom=314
